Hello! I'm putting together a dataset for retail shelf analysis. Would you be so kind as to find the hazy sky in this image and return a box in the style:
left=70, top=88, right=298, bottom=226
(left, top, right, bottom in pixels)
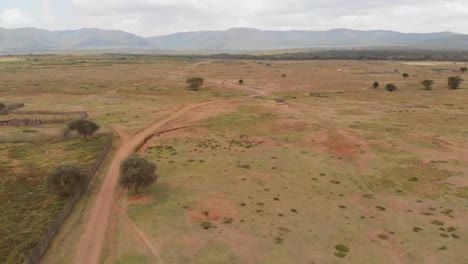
left=1, top=0, right=467, bottom=36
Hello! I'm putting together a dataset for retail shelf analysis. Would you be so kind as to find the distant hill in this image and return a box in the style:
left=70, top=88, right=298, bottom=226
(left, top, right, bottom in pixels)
left=0, top=27, right=149, bottom=52
left=0, top=27, right=467, bottom=52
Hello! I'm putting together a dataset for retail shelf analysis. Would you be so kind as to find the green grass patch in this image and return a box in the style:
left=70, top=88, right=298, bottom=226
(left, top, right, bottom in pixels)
left=113, top=252, right=153, bottom=264
left=0, top=135, right=109, bottom=263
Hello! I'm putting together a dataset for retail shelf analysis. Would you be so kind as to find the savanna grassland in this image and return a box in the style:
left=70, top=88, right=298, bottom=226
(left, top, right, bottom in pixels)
left=1, top=55, right=467, bottom=264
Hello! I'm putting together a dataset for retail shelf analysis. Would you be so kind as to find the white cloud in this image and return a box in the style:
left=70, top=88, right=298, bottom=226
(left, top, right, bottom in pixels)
left=0, top=8, right=33, bottom=27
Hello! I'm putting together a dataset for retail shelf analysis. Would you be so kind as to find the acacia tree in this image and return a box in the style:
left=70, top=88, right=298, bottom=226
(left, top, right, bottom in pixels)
left=385, top=83, right=397, bottom=92
left=47, top=164, right=86, bottom=196
left=68, top=119, right=100, bottom=140
left=421, top=80, right=434, bottom=90
left=460, top=67, right=467, bottom=73
left=372, top=81, right=380, bottom=89
left=448, top=76, right=463, bottom=89
left=119, top=156, right=158, bottom=193
left=186, top=77, right=204, bottom=91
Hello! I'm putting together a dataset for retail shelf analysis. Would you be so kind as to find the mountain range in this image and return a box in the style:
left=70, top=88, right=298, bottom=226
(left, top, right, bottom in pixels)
left=0, top=27, right=467, bottom=52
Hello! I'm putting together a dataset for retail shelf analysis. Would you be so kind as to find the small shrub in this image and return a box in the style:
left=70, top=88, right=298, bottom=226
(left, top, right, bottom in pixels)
left=385, top=83, right=397, bottom=92
left=377, top=234, right=389, bottom=240
left=447, top=227, right=457, bottom=233
left=334, top=252, right=346, bottom=258
left=421, top=80, right=434, bottom=90
left=431, top=220, right=445, bottom=226
left=200, top=221, right=212, bottom=230
left=373, top=81, right=380, bottom=89
left=238, top=79, right=244, bottom=85
left=376, top=206, right=386, bottom=211
left=402, top=73, right=409, bottom=78
left=275, top=237, right=283, bottom=244
left=413, top=227, right=423, bottom=232
left=222, top=217, right=234, bottom=224
left=409, top=177, right=419, bottom=182
left=335, top=244, right=349, bottom=253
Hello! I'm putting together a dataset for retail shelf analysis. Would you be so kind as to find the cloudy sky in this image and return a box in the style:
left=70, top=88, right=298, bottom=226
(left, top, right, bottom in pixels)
left=1, top=0, right=467, bottom=37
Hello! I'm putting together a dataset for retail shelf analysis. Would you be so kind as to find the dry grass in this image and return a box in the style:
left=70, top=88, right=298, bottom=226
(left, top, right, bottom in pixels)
left=2, top=55, right=466, bottom=264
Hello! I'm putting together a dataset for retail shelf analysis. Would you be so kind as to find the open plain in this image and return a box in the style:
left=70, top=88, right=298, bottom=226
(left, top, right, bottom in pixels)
left=1, top=55, right=467, bottom=264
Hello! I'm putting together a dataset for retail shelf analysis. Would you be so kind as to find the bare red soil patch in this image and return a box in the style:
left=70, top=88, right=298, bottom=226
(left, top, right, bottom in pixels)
left=308, top=128, right=373, bottom=171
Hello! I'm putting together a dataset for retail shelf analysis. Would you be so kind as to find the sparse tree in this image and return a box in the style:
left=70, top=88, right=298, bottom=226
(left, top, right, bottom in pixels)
left=421, top=80, right=434, bottom=90
left=68, top=119, right=100, bottom=140
left=119, top=156, right=158, bottom=193
left=47, top=164, right=86, bottom=196
left=372, top=81, right=380, bottom=89
left=402, top=73, right=409, bottom=78
left=460, top=67, right=467, bottom=73
left=186, top=77, right=204, bottom=91
left=448, top=76, right=463, bottom=89
left=238, top=79, right=244, bottom=85
left=385, top=83, right=397, bottom=92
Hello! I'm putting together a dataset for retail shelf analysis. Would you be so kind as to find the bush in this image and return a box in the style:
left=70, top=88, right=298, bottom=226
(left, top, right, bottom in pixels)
left=186, top=77, right=204, bottom=91
left=402, top=73, right=409, bottom=78
left=372, top=81, right=379, bottom=89
left=460, top=67, right=467, bottom=73
left=335, top=244, right=350, bottom=252
left=47, top=164, right=86, bottom=196
left=68, top=119, right=99, bottom=140
left=385, top=83, right=397, bottom=92
left=238, top=79, right=244, bottom=85
left=448, top=76, right=463, bottom=89
left=421, top=80, right=434, bottom=90
left=119, top=155, right=158, bottom=193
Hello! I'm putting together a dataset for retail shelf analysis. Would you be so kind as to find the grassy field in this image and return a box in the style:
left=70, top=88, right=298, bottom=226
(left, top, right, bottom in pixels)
left=1, top=55, right=467, bottom=263
left=0, top=136, right=109, bottom=263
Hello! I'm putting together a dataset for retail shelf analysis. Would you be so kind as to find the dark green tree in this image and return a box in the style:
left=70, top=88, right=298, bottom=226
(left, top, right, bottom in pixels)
left=186, top=77, right=204, bottom=91
left=448, top=76, right=463, bottom=89
left=68, top=119, right=100, bottom=140
left=402, top=73, right=409, bottom=78
left=421, top=80, right=434, bottom=90
left=47, top=164, right=86, bottom=196
left=372, top=81, right=380, bottom=89
left=119, top=156, right=158, bottom=193
left=385, top=83, right=397, bottom=92
left=460, top=67, right=467, bottom=73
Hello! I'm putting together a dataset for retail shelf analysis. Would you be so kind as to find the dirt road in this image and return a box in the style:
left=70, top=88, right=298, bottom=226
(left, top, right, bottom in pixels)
left=74, top=100, right=226, bottom=264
